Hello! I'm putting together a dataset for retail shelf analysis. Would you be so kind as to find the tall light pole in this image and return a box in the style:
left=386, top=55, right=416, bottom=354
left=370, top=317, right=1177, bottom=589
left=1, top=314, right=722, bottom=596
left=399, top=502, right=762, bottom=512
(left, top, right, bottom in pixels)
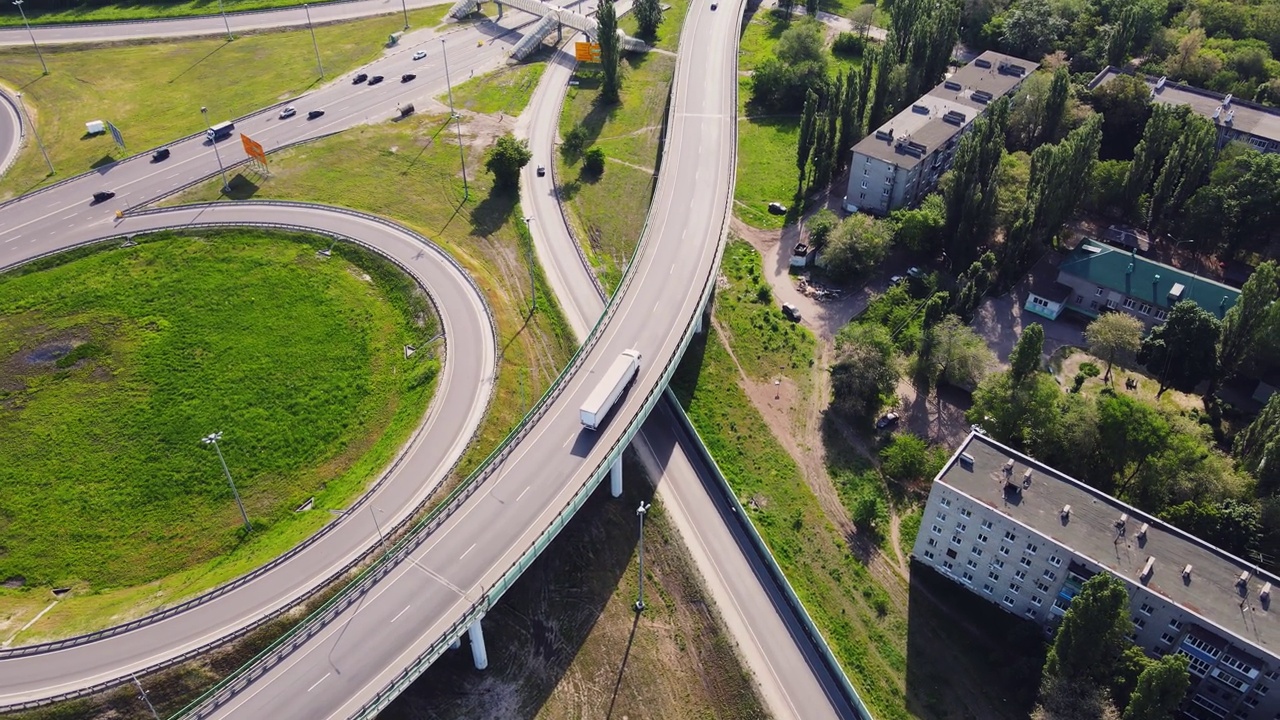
left=440, top=39, right=469, bottom=202
left=216, top=0, right=233, bottom=41
left=132, top=675, right=161, bottom=720
left=400, top=0, right=410, bottom=30
left=524, top=216, right=537, bottom=313
left=12, top=0, right=46, bottom=75
left=202, top=432, right=251, bottom=533
left=15, top=92, right=52, bottom=175
left=634, top=501, right=651, bottom=612
left=200, top=106, right=231, bottom=194
left=303, top=4, right=323, bottom=78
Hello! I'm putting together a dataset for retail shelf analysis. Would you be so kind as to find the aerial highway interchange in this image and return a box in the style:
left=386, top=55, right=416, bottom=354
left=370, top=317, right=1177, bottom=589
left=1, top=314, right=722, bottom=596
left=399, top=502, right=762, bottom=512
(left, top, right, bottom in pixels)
left=0, top=3, right=868, bottom=719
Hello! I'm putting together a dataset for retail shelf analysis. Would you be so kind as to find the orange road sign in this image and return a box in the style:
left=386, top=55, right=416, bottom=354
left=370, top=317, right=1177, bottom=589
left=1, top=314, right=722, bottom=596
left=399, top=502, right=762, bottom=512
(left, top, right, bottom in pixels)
left=240, top=133, right=267, bottom=166
left=574, top=41, right=601, bottom=62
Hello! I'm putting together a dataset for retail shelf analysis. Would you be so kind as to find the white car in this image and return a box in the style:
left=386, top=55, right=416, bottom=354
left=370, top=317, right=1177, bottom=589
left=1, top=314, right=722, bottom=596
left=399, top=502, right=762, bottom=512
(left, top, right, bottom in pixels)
left=279, top=106, right=297, bottom=119
left=412, top=50, right=427, bottom=60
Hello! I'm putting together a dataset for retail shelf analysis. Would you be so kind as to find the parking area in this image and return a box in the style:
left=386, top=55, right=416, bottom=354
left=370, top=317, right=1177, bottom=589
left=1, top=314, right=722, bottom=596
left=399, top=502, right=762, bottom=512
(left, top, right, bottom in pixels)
left=971, top=254, right=1088, bottom=366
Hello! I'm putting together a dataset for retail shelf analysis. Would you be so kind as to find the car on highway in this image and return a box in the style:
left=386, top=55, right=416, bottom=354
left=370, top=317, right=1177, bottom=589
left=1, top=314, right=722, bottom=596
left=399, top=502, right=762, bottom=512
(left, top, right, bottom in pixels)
left=91, top=191, right=115, bottom=204
left=353, top=73, right=368, bottom=84
left=368, top=75, right=385, bottom=85
left=768, top=201, right=787, bottom=215
left=412, top=50, right=427, bottom=60
left=279, top=106, right=297, bottom=119
left=151, top=148, right=170, bottom=162
left=307, top=109, right=326, bottom=120
left=876, top=412, right=900, bottom=431
left=536, top=165, right=546, bottom=177
left=401, top=73, right=416, bottom=82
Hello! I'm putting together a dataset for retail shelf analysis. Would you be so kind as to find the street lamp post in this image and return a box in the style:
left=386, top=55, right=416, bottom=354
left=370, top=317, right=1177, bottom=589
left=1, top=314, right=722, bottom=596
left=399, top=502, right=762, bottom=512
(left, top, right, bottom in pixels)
left=12, top=0, right=46, bottom=75
left=14, top=93, right=53, bottom=175
left=634, top=501, right=651, bottom=612
left=440, top=39, right=470, bottom=202
left=200, top=106, right=232, bottom=194
left=370, top=505, right=385, bottom=544
left=524, top=216, right=537, bottom=313
left=304, top=4, right=324, bottom=78
left=132, top=675, right=160, bottom=720
left=216, top=0, right=233, bottom=41
left=400, top=0, right=410, bottom=30
left=202, top=432, right=252, bottom=532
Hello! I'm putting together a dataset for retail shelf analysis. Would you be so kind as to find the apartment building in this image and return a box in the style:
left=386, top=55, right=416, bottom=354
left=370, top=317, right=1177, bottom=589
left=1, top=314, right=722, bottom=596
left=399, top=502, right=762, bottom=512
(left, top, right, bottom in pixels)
left=1091, top=67, right=1280, bottom=154
left=1024, top=238, right=1241, bottom=329
left=843, top=51, right=1037, bottom=215
left=913, top=432, right=1280, bottom=720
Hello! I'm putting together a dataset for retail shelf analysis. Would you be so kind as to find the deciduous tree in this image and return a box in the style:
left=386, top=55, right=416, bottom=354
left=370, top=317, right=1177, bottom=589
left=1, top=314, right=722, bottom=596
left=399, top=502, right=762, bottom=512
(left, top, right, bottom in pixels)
left=1085, top=312, right=1144, bottom=383
left=830, top=324, right=899, bottom=421
left=634, top=0, right=663, bottom=39
left=1217, top=261, right=1279, bottom=384
left=1121, top=654, right=1190, bottom=720
left=1010, top=323, right=1045, bottom=387
left=1137, top=300, right=1220, bottom=396
left=942, top=98, right=1009, bottom=269
left=1045, top=574, right=1131, bottom=684
left=1235, top=394, right=1280, bottom=492
left=598, top=0, right=621, bottom=103
left=485, top=133, right=533, bottom=190
left=819, top=212, right=894, bottom=279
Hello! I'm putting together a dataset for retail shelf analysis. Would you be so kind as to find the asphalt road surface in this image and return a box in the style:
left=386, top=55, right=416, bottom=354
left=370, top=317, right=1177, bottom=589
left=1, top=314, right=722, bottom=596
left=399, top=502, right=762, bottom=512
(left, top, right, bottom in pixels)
left=0, top=89, right=20, bottom=179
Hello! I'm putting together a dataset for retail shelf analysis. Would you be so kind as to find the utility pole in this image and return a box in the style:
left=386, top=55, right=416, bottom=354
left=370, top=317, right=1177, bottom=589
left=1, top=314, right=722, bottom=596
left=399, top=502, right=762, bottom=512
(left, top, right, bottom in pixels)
left=12, top=1, right=46, bottom=75
left=14, top=93, right=52, bottom=175
left=202, top=432, right=252, bottom=533
left=304, top=4, right=324, bottom=78
left=132, top=675, right=161, bottom=720
left=400, top=0, right=410, bottom=30
left=216, top=0, right=233, bottom=41
left=200, top=106, right=232, bottom=194
left=440, top=39, right=469, bottom=202
left=524, top=216, right=537, bottom=313
left=634, top=501, right=650, bottom=612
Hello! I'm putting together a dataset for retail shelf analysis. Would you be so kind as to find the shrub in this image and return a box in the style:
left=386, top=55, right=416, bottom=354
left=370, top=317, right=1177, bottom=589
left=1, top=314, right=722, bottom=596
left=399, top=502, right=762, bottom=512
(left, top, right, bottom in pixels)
left=1079, top=361, right=1102, bottom=378
left=583, top=146, right=606, bottom=175
left=561, top=125, right=589, bottom=159
left=832, top=32, right=865, bottom=57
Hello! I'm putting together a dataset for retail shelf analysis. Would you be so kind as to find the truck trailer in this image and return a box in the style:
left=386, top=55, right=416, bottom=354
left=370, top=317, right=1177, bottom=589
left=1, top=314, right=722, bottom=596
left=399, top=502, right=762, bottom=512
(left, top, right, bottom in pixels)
left=579, top=349, right=642, bottom=430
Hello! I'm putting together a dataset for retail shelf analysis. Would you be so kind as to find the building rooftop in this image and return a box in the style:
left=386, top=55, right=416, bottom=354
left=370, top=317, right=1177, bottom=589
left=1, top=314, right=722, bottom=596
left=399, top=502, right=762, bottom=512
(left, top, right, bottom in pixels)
left=1060, top=239, right=1240, bottom=318
left=939, top=432, right=1280, bottom=660
left=850, top=51, right=1037, bottom=168
left=1091, top=67, right=1280, bottom=145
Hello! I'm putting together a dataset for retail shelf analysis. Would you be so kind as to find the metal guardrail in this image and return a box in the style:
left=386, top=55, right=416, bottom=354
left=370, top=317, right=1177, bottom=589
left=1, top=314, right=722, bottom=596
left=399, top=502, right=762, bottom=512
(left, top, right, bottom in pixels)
left=662, top=388, right=875, bottom=719
left=0, top=0, right=404, bottom=31
left=0, top=85, right=22, bottom=179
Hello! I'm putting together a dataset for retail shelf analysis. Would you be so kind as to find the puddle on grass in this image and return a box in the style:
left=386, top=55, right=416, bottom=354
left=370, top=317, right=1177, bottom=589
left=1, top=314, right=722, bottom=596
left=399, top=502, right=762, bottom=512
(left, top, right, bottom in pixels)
left=24, top=342, right=74, bottom=364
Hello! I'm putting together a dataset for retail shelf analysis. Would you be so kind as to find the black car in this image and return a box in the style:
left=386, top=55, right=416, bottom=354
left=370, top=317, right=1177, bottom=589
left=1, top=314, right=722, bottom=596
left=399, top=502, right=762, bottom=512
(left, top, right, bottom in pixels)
left=91, top=191, right=115, bottom=204
left=536, top=165, right=546, bottom=177
left=368, top=75, right=385, bottom=86
left=401, top=73, right=416, bottom=83
left=353, top=73, right=368, bottom=84
left=710, top=2, right=717, bottom=8
left=767, top=201, right=787, bottom=215
left=307, top=109, right=325, bottom=120
left=875, top=412, right=901, bottom=431
left=151, top=148, right=171, bottom=162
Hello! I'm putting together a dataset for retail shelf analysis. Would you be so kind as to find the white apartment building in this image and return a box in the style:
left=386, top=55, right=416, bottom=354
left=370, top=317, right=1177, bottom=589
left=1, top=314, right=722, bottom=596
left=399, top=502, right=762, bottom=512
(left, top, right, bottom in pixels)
left=914, top=432, right=1280, bottom=720
left=843, top=51, right=1037, bottom=215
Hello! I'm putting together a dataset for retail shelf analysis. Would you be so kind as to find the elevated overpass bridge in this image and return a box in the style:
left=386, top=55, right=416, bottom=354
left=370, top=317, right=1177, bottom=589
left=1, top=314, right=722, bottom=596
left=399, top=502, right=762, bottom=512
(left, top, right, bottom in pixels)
left=449, top=0, right=647, bottom=58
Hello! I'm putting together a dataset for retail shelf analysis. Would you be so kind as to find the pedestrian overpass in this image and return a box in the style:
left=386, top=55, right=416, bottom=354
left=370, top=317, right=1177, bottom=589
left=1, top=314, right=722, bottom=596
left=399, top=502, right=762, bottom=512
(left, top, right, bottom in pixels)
left=447, top=0, right=647, bottom=59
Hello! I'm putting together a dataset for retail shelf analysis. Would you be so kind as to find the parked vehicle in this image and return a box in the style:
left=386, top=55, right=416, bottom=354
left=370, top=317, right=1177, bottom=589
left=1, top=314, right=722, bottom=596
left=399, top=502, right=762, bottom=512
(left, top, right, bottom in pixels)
left=368, top=75, right=385, bottom=85
left=536, top=165, right=546, bottom=177
left=889, top=275, right=905, bottom=287
left=353, top=73, right=368, bottom=84
left=907, top=266, right=925, bottom=280
left=781, top=303, right=801, bottom=321
left=579, top=349, right=642, bottom=430
left=279, top=106, right=297, bottom=119
left=710, top=2, right=717, bottom=8
left=206, top=121, right=235, bottom=142
left=876, top=412, right=901, bottom=430
left=401, top=73, right=416, bottom=82
left=307, top=109, right=325, bottom=120
left=398, top=103, right=416, bottom=117
left=151, top=148, right=171, bottom=162
left=768, top=201, right=787, bottom=215
left=91, top=191, right=115, bottom=203
left=412, top=50, right=427, bottom=60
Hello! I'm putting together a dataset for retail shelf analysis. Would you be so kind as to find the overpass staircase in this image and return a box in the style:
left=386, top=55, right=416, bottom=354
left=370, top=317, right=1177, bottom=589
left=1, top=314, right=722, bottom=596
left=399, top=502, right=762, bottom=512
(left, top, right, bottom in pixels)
left=446, top=0, right=647, bottom=59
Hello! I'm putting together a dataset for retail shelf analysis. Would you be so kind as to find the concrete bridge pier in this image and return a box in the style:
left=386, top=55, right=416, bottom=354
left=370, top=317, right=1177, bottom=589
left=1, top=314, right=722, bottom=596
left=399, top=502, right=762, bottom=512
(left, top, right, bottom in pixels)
left=450, top=637, right=461, bottom=650
left=610, top=456, right=623, bottom=497
left=494, top=0, right=503, bottom=18
left=468, top=616, right=489, bottom=669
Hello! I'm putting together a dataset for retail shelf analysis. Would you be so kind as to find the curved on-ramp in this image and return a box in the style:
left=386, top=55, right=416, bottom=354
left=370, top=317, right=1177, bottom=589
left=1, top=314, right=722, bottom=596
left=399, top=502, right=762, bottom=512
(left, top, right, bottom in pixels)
left=0, top=200, right=497, bottom=709
left=0, top=86, right=21, bottom=180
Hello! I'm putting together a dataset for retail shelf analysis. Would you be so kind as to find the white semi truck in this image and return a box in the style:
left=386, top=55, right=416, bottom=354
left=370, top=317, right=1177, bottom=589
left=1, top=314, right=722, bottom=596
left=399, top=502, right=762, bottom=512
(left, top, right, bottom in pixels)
left=579, top=349, right=642, bottom=430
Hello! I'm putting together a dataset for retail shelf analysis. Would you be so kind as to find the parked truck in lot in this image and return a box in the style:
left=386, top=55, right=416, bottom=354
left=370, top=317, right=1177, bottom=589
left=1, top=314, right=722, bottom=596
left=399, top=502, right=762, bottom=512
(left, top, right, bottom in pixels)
left=579, top=349, right=642, bottom=430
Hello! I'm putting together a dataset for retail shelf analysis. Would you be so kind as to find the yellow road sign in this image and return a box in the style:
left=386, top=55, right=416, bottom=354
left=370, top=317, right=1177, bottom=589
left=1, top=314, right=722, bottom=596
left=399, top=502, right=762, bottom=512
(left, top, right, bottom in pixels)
left=240, top=133, right=267, bottom=166
left=574, top=41, right=602, bottom=62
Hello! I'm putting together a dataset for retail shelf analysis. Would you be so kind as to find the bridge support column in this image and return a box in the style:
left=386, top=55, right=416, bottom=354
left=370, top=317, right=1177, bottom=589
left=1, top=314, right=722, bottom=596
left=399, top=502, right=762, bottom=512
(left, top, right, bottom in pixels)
left=610, top=457, right=623, bottom=498
left=450, top=637, right=461, bottom=650
left=495, top=0, right=503, bottom=18
left=694, top=309, right=703, bottom=334
left=468, top=617, right=489, bottom=670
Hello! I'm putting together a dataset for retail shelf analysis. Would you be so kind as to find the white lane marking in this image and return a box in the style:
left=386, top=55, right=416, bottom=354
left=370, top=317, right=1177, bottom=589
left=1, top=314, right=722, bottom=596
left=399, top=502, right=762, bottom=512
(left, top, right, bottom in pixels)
left=390, top=605, right=411, bottom=623
left=306, top=673, right=330, bottom=693
left=670, top=262, right=676, bottom=275
left=516, top=485, right=531, bottom=502
left=563, top=430, right=576, bottom=448
left=458, top=542, right=476, bottom=561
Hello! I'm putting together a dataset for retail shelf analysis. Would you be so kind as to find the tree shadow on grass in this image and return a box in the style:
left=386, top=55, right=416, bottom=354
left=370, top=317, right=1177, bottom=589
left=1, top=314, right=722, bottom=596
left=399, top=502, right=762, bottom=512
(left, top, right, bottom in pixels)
left=468, top=186, right=518, bottom=238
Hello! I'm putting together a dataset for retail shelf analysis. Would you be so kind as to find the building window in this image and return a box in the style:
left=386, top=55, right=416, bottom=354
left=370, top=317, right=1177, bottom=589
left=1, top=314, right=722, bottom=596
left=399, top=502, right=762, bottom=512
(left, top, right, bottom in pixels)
left=1169, top=619, right=1183, bottom=630
left=1009, top=583, right=1021, bottom=594
left=859, top=192, right=866, bottom=200
left=1003, top=595, right=1015, bottom=607
left=1015, top=570, right=1028, bottom=581
left=976, top=533, right=988, bottom=544
left=1035, top=581, right=1051, bottom=593
left=1183, top=654, right=1212, bottom=677
left=1003, top=530, right=1017, bottom=542
left=882, top=188, right=890, bottom=197
left=1140, top=602, right=1154, bottom=615
left=988, top=570, right=1000, bottom=581
left=955, top=523, right=967, bottom=533
left=951, top=535, right=963, bottom=546
left=1105, top=298, right=1118, bottom=309
left=992, top=559, right=1004, bottom=570
left=861, top=180, right=869, bottom=189
left=1154, top=309, right=1168, bottom=321
left=1264, top=670, right=1278, bottom=681
left=931, top=524, right=943, bottom=535
left=1025, top=608, right=1038, bottom=620
left=1139, top=303, right=1151, bottom=315
left=1161, top=632, right=1176, bottom=644
left=1243, top=696, right=1259, bottom=708
left=940, top=497, right=951, bottom=508
left=1032, top=595, right=1043, bottom=606
left=966, top=559, right=979, bottom=569
left=983, top=583, right=994, bottom=594
left=981, top=520, right=993, bottom=531
left=1019, top=557, right=1033, bottom=568
left=1042, top=569, right=1056, bottom=581
left=1096, top=286, right=1105, bottom=296
left=1257, top=685, right=1268, bottom=696
left=1031, top=296, right=1050, bottom=308
left=1048, top=555, right=1062, bottom=567
left=1184, top=635, right=1222, bottom=659
left=971, top=546, right=983, bottom=557
left=1123, top=298, right=1136, bottom=309
left=1221, top=655, right=1256, bottom=677
left=926, top=538, right=937, bottom=548
left=864, top=168, right=870, bottom=176
left=1000, top=545, right=1011, bottom=556
left=962, top=571, right=974, bottom=583
left=1025, top=543, right=1038, bottom=555
left=1133, top=617, right=1146, bottom=629
left=1075, top=295, right=1084, bottom=304
left=942, top=560, right=954, bottom=570
left=1090, top=300, right=1100, bottom=310
left=959, top=508, right=971, bottom=518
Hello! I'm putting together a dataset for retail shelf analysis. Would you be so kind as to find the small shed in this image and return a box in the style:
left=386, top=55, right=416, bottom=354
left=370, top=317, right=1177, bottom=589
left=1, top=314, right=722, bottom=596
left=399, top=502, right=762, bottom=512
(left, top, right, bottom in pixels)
left=85, top=120, right=106, bottom=135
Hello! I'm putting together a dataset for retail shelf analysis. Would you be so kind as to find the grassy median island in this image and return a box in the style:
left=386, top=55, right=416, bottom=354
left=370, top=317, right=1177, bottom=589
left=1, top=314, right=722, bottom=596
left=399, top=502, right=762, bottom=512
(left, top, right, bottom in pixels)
left=0, top=229, right=439, bottom=642
left=0, top=5, right=448, bottom=197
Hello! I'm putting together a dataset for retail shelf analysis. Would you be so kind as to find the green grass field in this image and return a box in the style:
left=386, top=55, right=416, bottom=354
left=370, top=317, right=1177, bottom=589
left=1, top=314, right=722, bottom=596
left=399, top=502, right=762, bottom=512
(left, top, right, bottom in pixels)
left=0, top=230, right=438, bottom=641
left=556, top=0, right=689, bottom=294
left=715, top=240, right=815, bottom=381
left=439, top=60, right=545, bottom=116
left=735, top=115, right=800, bottom=229
left=0, top=0, right=435, bottom=26
left=170, top=110, right=576, bottom=483
left=0, top=6, right=448, bottom=198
